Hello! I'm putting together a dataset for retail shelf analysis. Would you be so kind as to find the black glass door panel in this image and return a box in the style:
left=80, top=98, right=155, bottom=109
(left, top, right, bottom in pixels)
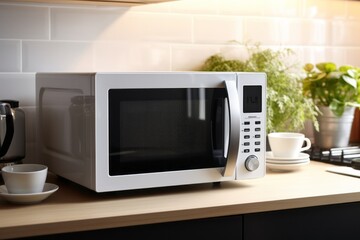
left=108, top=88, right=227, bottom=175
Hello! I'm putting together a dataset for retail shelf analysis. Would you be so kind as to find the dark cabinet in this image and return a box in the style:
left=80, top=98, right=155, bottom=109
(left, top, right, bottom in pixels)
left=26, top=215, right=243, bottom=240
left=24, top=202, right=360, bottom=240
left=244, top=202, right=360, bottom=240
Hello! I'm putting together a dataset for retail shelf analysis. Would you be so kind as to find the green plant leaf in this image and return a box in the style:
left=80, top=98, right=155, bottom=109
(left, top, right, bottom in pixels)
left=326, top=71, right=342, bottom=79
left=316, top=62, right=336, bottom=73
left=347, top=102, right=360, bottom=108
left=316, top=63, right=326, bottom=72
left=339, top=65, right=353, bottom=73
left=329, top=100, right=345, bottom=117
left=342, top=75, right=357, bottom=89
left=303, top=63, right=314, bottom=72
left=347, top=69, right=356, bottom=78
left=315, top=72, right=327, bottom=80
left=325, top=62, right=337, bottom=73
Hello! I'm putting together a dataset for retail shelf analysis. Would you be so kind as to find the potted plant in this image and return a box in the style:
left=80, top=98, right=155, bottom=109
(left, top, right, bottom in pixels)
left=302, top=62, right=360, bottom=148
left=201, top=45, right=319, bottom=134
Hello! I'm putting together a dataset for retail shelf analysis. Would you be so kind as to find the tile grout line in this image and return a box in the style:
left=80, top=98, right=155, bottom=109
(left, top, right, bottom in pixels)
left=48, top=6, right=51, bottom=41
left=19, top=40, right=23, bottom=73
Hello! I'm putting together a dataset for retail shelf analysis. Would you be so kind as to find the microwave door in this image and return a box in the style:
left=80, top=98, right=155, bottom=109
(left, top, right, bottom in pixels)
left=108, top=87, right=230, bottom=176
left=222, top=80, right=241, bottom=177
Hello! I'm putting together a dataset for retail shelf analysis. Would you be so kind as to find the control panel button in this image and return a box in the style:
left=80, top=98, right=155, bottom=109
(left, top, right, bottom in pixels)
left=244, top=135, right=250, bottom=139
left=244, top=142, right=250, bottom=146
left=244, top=128, right=250, bottom=132
left=255, top=148, right=261, bottom=152
left=244, top=149, right=250, bottom=153
left=244, top=121, right=250, bottom=125
left=245, top=155, right=260, bottom=171
left=255, top=134, right=261, bottom=138
left=255, top=128, right=261, bottom=131
left=255, top=141, right=261, bottom=145
left=255, top=121, right=261, bottom=125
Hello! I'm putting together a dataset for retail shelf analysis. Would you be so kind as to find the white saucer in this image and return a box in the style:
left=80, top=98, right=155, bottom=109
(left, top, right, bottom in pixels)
left=266, top=158, right=310, bottom=164
left=0, top=183, right=59, bottom=204
left=266, top=151, right=310, bottom=161
left=266, top=160, right=310, bottom=172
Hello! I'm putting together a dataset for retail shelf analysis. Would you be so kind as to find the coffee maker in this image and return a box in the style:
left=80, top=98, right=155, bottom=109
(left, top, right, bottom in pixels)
left=0, top=100, right=25, bottom=167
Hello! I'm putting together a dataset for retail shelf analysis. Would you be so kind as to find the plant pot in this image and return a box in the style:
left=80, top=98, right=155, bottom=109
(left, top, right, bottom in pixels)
left=314, top=106, right=355, bottom=149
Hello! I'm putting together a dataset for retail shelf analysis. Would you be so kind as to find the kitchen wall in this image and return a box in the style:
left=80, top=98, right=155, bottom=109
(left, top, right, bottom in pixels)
left=1, top=0, right=360, bottom=162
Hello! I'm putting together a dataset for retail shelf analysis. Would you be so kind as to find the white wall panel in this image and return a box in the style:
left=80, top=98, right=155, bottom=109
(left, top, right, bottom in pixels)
left=0, top=5, right=49, bottom=39
left=22, top=41, right=94, bottom=72
left=0, top=40, right=21, bottom=72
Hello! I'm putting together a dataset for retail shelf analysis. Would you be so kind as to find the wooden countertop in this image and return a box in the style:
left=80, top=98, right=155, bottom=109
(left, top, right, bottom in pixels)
left=1, top=161, right=360, bottom=239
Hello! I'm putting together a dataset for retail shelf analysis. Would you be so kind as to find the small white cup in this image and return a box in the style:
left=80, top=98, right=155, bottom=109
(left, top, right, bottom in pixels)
left=268, top=132, right=311, bottom=158
left=1, top=164, right=48, bottom=194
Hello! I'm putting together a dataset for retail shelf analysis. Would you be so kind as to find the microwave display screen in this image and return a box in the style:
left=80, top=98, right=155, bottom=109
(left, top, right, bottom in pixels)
left=243, top=85, right=262, bottom=113
left=108, top=88, right=227, bottom=176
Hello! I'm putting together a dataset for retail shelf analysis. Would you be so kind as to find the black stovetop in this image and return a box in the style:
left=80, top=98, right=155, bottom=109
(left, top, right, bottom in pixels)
left=307, top=146, right=360, bottom=166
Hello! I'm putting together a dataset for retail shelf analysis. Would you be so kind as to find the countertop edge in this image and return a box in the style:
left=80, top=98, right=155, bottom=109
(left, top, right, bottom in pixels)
left=2, top=192, right=360, bottom=238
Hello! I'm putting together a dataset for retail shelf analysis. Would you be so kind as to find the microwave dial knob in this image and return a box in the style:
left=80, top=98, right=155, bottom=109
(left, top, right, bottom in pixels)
left=245, top=155, right=259, bottom=171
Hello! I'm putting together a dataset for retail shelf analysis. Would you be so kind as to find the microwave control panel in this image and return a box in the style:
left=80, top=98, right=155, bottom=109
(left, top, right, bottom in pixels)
left=236, top=73, right=266, bottom=180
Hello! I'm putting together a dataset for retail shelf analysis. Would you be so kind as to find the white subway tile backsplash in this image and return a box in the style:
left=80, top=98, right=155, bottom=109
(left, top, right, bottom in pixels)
left=245, top=18, right=329, bottom=46
left=130, top=1, right=170, bottom=13
left=0, top=40, right=21, bottom=72
left=0, top=5, right=49, bottom=39
left=94, top=41, right=171, bottom=71
left=0, top=0, right=359, bottom=75
left=22, top=106, right=37, bottom=164
left=283, top=19, right=330, bottom=46
left=327, top=48, right=347, bottom=66
left=0, top=73, right=35, bottom=106
left=51, top=7, right=127, bottom=41
left=22, top=41, right=94, bottom=72
left=331, top=20, right=360, bottom=46
left=278, top=19, right=304, bottom=45
left=171, top=44, right=219, bottom=71
left=301, top=46, right=345, bottom=66
left=302, top=0, right=347, bottom=19
left=347, top=1, right=360, bottom=20
left=217, top=0, right=299, bottom=18
left=218, top=0, right=266, bottom=16
left=193, top=15, right=242, bottom=44
left=304, top=19, right=331, bottom=46
left=345, top=47, right=360, bottom=67
left=100, top=12, right=193, bottom=42
left=301, top=46, right=360, bottom=72
left=262, top=0, right=301, bottom=17
left=218, top=45, right=249, bottom=61
left=243, top=17, right=282, bottom=45
left=301, top=46, right=327, bottom=64
left=168, top=0, right=218, bottom=15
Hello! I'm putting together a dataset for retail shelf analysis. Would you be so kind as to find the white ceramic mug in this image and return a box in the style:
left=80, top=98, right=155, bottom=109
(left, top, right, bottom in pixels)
left=268, top=132, right=311, bottom=158
left=1, top=164, right=48, bottom=194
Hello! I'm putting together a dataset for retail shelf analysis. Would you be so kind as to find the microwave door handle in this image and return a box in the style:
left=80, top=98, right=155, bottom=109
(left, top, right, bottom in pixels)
left=222, top=80, right=241, bottom=177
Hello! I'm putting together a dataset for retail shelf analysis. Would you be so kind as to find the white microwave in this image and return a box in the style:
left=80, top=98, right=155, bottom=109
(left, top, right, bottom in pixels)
left=36, top=72, right=266, bottom=192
